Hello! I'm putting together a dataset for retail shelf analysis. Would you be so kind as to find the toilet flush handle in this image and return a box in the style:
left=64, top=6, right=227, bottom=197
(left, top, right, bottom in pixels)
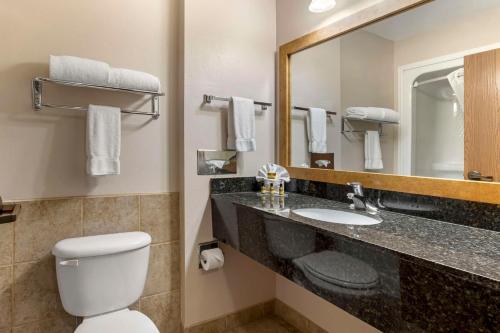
left=59, top=259, right=79, bottom=267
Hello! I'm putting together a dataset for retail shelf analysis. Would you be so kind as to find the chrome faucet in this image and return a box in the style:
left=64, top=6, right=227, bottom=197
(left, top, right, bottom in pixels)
left=347, top=182, right=379, bottom=215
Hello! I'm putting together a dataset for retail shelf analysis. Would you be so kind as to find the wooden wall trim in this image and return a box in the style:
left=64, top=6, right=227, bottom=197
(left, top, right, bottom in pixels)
left=279, top=0, right=500, bottom=204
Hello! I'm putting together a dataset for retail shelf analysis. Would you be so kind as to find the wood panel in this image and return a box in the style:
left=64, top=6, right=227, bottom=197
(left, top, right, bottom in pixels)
left=278, top=0, right=500, bottom=204
left=464, top=50, right=500, bottom=182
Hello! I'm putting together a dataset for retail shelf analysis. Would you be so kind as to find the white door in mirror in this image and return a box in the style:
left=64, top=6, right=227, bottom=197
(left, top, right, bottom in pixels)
left=292, top=208, right=381, bottom=225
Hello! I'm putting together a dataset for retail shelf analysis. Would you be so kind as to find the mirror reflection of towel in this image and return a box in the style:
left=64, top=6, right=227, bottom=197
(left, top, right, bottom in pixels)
left=306, top=108, right=327, bottom=153
left=447, top=68, right=464, bottom=111
left=365, top=131, right=383, bottom=170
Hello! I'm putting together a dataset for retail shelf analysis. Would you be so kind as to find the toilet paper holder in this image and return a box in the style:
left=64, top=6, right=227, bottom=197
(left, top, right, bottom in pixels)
left=199, top=240, right=220, bottom=269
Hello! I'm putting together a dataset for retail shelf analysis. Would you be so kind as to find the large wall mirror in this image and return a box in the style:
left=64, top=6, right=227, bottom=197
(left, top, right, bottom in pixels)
left=279, top=0, right=500, bottom=203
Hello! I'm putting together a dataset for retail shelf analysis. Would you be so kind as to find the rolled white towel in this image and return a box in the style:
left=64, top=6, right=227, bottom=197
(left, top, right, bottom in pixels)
left=345, top=107, right=400, bottom=123
left=50, top=55, right=110, bottom=86
left=108, top=68, right=161, bottom=92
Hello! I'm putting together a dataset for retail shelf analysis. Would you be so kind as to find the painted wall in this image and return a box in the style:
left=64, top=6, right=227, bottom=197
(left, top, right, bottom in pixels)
left=0, top=0, right=179, bottom=200
left=181, top=0, right=277, bottom=327
left=276, top=0, right=383, bottom=45
left=394, top=6, right=500, bottom=68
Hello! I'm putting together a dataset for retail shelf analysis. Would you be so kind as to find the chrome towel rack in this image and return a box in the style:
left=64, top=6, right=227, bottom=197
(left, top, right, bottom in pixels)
left=341, top=116, right=398, bottom=135
left=32, top=77, right=165, bottom=119
left=293, top=106, right=337, bottom=116
left=203, top=94, right=272, bottom=111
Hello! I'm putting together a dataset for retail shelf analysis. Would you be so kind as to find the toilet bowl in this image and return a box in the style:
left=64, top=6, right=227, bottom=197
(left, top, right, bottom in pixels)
left=52, top=232, right=159, bottom=333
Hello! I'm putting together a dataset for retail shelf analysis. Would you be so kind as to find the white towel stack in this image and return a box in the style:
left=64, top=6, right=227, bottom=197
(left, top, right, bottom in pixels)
left=345, top=107, right=400, bottom=123
left=86, top=105, right=121, bottom=176
left=227, top=97, right=256, bottom=152
left=364, top=131, right=383, bottom=170
left=50, top=55, right=160, bottom=92
left=306, top=108, right=327, bottom=153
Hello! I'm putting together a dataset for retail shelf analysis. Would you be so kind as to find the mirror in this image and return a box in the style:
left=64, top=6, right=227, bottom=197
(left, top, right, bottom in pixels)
left=290, top=0, right=500, bottom=183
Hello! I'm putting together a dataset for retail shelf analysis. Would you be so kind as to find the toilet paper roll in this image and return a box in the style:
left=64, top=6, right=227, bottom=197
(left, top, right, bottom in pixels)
left=200, top=248, right=224, bottom=271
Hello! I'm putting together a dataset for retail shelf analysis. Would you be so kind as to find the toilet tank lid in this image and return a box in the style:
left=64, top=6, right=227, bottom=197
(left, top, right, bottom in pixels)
left=52, top=232, right=152, bottom=258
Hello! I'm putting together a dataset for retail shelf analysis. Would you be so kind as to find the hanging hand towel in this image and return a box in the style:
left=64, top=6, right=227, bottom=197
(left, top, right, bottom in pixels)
left=227, top=97, right=256, bottom=152
left=306, top=108, right=327, bottom=153
left=365, top=130, right=383, bottom=170
left=87, top=105, right=121, bottom=176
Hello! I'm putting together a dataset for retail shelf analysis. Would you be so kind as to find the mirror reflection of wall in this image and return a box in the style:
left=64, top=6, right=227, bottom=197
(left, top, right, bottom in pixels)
left=290, top=0, right=500, bottom=182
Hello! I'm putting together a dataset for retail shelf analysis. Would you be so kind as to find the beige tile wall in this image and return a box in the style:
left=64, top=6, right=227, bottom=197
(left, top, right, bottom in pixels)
left=0, top=193, right=180, bottom=333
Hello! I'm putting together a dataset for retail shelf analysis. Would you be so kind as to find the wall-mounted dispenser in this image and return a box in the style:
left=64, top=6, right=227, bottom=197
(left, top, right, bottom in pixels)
left=197, top=150, right=237, bottom=175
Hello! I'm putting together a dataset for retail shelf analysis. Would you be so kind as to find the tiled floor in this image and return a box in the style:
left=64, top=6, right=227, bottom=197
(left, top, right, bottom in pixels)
left=226, top=316, right=300, bottom=333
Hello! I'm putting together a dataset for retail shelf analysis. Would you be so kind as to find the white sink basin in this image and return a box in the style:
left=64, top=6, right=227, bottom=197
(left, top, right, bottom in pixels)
left=292, top=208, right=381, bottom=226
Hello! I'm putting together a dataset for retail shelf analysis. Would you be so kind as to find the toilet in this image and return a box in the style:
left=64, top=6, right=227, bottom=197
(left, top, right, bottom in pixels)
left=52, top=232, right=159, bottom=333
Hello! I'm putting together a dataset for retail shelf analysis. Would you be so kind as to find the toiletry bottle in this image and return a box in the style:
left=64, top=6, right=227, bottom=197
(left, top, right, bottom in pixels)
left=269, top=182, right=275, bottom=195
left=279, top=181, right=285, bottom=196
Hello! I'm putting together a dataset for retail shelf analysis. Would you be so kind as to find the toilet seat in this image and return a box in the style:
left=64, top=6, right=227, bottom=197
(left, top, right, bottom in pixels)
left=75, top=309, right=159, bottom=333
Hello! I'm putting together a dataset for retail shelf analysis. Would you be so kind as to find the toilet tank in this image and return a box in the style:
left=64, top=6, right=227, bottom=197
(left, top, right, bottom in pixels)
left=52, top=232, right=152, bottom=317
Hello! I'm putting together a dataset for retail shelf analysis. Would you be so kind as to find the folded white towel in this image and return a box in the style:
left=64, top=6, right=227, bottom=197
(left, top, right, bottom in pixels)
left=49, top=55, right=161, bottom=92
left=86, top=105, right=121, bottom=176
left=50, top=55, right=110, bottom=85
left=227, top=97, right=256, bottom=152
left=306, top=108, right=327, bottom=153
left=365, top=130, right=383, bottom=170
left=345, top=107, right=400, bottom=123
left=108, top=68, right=161, bottom=92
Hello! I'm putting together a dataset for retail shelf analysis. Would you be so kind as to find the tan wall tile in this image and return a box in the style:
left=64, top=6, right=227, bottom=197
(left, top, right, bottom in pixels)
left=0, top=267, right=12, bottom=329
left=0, top=223, right=13, bottom=266
left=140, top=193, right=179, bottom=243
left=225, top=301, right=275, bottom=330
left=83, top=196, right=139, bottom=236
left=14, top=199, right=82, bottom=263
left=13, top=258, right=65, bottom=325
left=12, top=315, right=76, bottom=333
left=144, top=242, right=180, bottom=296
left=274, top=300, right=309, bottom=332
left=0, top=328, right=9, bottom=333
left=140, top=291, right=181, bottom=333
left=183, top=317, right=226, bottom=333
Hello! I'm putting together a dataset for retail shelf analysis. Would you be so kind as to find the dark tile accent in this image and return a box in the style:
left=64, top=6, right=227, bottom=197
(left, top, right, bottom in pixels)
left=210, top=178, right=260, bottom=194
left=211, top=177, right=500, bottom=231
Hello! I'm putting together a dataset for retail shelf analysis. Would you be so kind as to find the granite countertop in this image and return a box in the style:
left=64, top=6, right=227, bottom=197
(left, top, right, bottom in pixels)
left=211, top=192, right=500, bottom=285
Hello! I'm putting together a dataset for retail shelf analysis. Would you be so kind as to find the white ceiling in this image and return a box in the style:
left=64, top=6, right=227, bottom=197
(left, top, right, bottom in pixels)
left=364, top=0, right=500, bottom=41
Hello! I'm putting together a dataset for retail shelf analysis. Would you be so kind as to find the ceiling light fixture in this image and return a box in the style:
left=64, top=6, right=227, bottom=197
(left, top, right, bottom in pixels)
left=308, top=0, right=337, bottom=13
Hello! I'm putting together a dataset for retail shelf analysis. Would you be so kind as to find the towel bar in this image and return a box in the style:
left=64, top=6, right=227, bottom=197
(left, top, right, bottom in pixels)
left=203, top=94, right=272, bottom=111
left=32, top=77, right=165, bottom=119
left=341, top=117, right=399, bottom=135
left=293, top=106, right=336, bottom=116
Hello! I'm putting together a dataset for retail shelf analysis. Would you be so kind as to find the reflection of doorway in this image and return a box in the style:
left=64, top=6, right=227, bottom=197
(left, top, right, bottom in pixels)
left=397, top=43, right=500, bottom=179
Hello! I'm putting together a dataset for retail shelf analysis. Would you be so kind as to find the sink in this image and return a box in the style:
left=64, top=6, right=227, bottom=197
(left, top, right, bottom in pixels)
left=292, top=208, right=381, bottom=226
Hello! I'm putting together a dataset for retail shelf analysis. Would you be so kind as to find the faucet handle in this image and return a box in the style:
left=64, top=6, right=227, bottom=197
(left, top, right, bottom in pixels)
left=347, top=182, right=364, bottom=196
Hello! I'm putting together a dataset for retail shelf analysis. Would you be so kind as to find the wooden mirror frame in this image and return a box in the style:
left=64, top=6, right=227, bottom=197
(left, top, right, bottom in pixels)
left=278, top=0, right=500, bottom=204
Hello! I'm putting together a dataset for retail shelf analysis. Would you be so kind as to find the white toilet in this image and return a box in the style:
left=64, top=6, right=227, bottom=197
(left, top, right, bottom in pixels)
left=52, top=232, right=159, bottom=333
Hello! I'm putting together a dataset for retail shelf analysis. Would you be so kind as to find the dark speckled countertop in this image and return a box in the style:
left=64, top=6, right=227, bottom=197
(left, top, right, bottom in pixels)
left=211, top=192, right=500, bottom=285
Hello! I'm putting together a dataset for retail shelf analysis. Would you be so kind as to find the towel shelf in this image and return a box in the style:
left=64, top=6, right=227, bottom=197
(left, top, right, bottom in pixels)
left=293, top=106, right=337, bottom=116
left=341, top=116, right=399, bottom=135
left=32, top=77, right=165, bottom=119
left=203, top=94, right=272, bottom=111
